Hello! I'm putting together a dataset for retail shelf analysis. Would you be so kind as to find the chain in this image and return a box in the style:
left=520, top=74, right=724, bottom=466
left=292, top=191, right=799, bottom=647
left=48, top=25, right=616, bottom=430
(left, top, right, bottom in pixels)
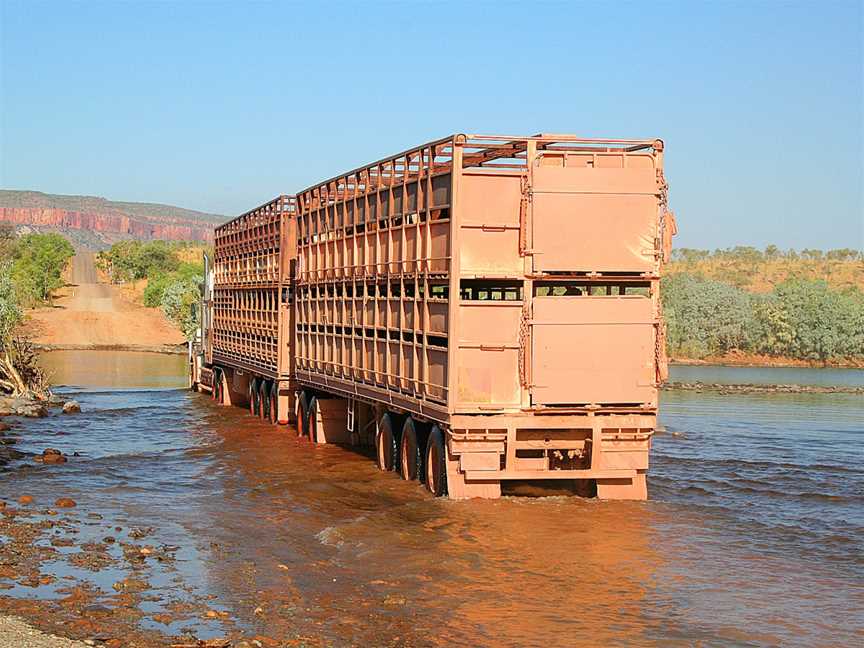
left=518, top=305, right=530, bottom=388
left=519, top=176, right=530, bottom=256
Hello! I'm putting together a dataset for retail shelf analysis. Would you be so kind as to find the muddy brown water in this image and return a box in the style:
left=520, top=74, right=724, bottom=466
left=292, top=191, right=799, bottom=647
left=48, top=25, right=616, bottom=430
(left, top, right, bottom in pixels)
left=1, top=351, right=862, bottom=646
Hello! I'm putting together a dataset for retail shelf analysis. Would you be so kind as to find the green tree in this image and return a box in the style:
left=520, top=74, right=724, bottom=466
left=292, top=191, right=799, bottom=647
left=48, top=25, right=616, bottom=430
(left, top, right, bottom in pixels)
left=12, top=233, right=75, bottom=305
left=661, top=273, right=755, bottom=358
left=0, top=262, right=21, bottom=344
left=160, top=274, right=203, bottom=340
left=0, top=224, right=17, bottom=261
left=97, top=240, right=183, bottom=282
left=755, top=280, right=864, bottom=361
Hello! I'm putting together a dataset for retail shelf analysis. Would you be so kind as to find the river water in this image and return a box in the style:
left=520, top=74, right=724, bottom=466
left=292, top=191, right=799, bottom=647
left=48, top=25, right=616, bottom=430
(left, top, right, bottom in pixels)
left=1, top=351, right=862, bottom=646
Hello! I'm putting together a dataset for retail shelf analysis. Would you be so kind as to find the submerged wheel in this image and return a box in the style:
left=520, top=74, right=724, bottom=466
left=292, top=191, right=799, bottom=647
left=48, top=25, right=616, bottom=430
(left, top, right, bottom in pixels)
left=376, top=413, right=398, bottom=471
left=297, top=392, right=309, bottom=438
left=259, top=380, right=270, bottom=420
left=306, top=397, right=318, bottom=442
left=268, top=383, right=278, bottom=424
left=211, top=370, right=221, bottom=402
left=424, top=425, right=447, bottom=497
left=399, top=418, right=422, bottom=481
left=214, top=370, right=225, bottom=404
left=249, top=378, right=260, bottom=416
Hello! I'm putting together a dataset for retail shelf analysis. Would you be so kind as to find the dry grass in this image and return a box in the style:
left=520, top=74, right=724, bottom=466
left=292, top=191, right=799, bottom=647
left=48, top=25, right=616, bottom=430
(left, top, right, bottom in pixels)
left=666, top=257, right=864, bottom=292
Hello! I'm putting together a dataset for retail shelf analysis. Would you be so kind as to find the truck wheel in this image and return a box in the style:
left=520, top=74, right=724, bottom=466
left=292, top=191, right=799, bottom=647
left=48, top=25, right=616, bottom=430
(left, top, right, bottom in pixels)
left=399, top=418, right=422, bottom=481
left=376, top=413, right=398, bottom=471
left=307, top=397, right=318, bottom=442
left=216, top=370, right=225, bottom=405
left=425, top=425, right=446, bottom=497
left=211, top=369, right=221, bottom=402
left=259, top=380, right=270, bottom=420
left=249, top=378, right=259, bottom=416
left=297, top=392, right=309, bottom=438
left=268, top=383, right=278, bottom=424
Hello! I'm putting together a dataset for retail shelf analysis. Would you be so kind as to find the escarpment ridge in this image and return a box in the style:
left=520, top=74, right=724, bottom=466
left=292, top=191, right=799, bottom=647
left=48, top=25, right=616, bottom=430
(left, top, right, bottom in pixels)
left=0, top=190, right=224, bottom=244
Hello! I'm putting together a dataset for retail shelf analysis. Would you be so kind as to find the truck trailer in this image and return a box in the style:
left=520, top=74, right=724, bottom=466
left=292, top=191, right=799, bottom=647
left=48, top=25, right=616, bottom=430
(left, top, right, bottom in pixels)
left=189, top=133, right=676, bottom=500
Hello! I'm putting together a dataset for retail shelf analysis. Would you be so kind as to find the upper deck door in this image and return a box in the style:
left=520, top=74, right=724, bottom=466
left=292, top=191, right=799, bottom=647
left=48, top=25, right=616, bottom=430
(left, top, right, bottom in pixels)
left=530, top=154, right=660, bottom=274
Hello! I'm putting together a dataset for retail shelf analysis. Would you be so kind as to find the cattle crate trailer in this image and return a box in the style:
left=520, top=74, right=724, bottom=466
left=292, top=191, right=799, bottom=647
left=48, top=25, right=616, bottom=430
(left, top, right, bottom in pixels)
left=190, top=195, right=298, bottom=424
left=190, top=133, right=676, bottom=500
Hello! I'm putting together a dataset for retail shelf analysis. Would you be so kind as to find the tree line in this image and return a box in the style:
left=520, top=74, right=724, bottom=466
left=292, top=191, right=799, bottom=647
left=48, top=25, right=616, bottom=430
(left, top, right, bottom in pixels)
left=662, top=274, right=864, bottom=362
left=0, top=225, right=74, bottom=395
left=96, top=240, right=208, bottom=339
left=672, top=246, right=862, bottom=263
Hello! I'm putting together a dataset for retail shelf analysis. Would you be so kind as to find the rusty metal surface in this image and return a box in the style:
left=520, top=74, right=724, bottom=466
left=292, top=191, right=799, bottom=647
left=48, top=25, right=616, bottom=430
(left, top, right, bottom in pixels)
left=207, top=133, right=674, bottom=496
left=211, top=196, right=296, bottom=376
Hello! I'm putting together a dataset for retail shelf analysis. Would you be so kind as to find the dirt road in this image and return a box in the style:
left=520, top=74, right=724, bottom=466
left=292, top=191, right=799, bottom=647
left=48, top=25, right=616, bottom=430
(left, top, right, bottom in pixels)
left=28, top=253, right=186, bottom=352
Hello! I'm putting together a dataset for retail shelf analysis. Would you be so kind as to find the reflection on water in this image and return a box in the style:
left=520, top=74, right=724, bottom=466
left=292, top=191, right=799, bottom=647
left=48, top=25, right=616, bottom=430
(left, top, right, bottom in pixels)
left=2, top=352, right=861, bottom=646
left=40, top=350, right=188, bottom=389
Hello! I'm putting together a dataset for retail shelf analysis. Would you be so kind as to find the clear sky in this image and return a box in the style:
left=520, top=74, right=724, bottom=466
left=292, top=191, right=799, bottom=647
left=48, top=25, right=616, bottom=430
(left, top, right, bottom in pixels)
left=1, top=0, right=862, bottom=250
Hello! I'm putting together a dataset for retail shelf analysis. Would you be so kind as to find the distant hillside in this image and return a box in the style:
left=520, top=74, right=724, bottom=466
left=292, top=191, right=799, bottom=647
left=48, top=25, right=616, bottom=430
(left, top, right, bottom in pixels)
left=0, top=190, right=226, bottom=248
left=667, top=246, right=863, bottom=292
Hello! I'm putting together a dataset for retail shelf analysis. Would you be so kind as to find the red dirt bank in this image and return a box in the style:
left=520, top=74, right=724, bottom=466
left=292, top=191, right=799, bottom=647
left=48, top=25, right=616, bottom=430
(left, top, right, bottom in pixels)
left=671, top=349, right=864, bottom=369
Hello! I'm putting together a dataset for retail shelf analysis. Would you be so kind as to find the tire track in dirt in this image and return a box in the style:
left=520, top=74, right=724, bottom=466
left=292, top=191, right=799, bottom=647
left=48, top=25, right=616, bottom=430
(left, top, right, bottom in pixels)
left=28, top=253, right=186, bottom=352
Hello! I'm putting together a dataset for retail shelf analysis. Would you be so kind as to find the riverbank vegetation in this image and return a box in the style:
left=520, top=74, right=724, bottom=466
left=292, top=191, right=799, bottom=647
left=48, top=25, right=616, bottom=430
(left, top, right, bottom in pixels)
left=97, top=240, right=209, bottom=339
left=663, top=247, right=864, bottom=364
left=0, top=226, right=74, bottom=396
left=0, top=227, right=75, bottom=307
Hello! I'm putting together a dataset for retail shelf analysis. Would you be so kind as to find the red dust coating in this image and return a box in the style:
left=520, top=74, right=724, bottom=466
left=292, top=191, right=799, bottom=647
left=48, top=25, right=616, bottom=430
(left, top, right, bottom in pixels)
left=190, top=133, right=676, bottom=501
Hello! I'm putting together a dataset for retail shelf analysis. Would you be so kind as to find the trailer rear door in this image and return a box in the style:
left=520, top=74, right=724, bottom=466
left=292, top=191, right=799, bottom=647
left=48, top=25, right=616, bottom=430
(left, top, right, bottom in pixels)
left=530, top=155, right=659, bottom=273
left=531, top=296, right=655, bottom=406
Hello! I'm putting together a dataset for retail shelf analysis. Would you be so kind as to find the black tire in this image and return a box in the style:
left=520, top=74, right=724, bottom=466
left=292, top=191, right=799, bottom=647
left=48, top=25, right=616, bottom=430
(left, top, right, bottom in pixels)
left=259, top=380, right=270, bottom=420
left=269, top=383, right=279, bottom=424
left=307, top=397, right=318, bottom=442
left=376, top=413, right=399, bottom=471
left=297, top=392, right=309, bottom=437
left=249, top=378, right=259, bottom=416
left=399, top=418, right=422, bottom=481
left=425, top=425, right=447, bottom=497
left=216, top=370, right=225, bottom=404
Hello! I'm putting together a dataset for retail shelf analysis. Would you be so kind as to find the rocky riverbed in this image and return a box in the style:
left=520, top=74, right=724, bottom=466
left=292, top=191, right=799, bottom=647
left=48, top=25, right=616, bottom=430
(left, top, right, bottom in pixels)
left=2, top=359, right=862, bottom=647
left=0, top=499, right=322, bottom=647
left=0, top=395, right=80, bottom=469
left=663, top=381, right=864, bottom=395
left=0, top=393, right=325, bottom=647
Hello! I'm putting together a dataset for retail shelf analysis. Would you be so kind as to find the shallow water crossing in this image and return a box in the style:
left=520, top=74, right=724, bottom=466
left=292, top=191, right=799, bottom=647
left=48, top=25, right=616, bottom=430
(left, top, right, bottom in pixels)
left=1, top=352, right=862, bottom=646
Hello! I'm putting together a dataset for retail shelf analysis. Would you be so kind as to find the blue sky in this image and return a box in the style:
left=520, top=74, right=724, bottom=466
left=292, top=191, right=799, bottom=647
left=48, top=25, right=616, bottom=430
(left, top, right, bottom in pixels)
left=1, top=0, right=861, bottom=250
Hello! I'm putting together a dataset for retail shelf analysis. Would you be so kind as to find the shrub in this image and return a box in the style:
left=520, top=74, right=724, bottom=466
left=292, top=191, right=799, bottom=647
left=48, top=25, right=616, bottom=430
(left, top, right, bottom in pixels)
left=0, top=262, right=21, bottom=344
left=142, top=273, right=171, bottom=307
left=160, top=275, right=202, bottom=340
left=97, top=240, right=183, bottom=282
left=753, top=280, right=864, bottom=361
left=12, top=233, right=75, bottom=305
left=662, top=273, right=864, bottom=361
left=661, top=273, right=755, bottom=358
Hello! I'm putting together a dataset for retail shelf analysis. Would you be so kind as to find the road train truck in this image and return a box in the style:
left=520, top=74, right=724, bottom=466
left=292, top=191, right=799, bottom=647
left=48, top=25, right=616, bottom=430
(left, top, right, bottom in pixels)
left=189, top=133, right=676, bottom=500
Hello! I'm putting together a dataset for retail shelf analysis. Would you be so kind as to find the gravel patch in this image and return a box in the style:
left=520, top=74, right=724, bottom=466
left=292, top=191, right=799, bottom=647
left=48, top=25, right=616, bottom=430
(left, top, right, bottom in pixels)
left=0, top=616, right=90, bottom=648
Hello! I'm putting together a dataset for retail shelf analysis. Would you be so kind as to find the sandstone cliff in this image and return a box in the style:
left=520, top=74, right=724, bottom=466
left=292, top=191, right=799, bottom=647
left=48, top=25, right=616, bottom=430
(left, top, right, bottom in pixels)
left=0, top=190, right=223, bottom=245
